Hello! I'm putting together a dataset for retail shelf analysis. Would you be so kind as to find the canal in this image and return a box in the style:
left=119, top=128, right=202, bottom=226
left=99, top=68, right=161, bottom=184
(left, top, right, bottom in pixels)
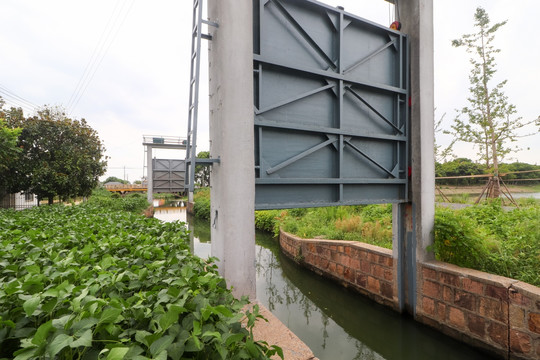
left=155, top=206, right=494, bottom=360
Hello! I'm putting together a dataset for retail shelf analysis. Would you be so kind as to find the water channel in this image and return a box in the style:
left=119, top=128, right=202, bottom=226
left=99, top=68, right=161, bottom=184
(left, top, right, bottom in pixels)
left=154, top=206, right=494, bottom=359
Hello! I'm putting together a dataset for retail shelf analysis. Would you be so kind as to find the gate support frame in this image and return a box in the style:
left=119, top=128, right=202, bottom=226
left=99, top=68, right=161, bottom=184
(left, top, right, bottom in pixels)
left=393, top=0, right=435, bottom=315
left=207, top=0, right=256, bottom=299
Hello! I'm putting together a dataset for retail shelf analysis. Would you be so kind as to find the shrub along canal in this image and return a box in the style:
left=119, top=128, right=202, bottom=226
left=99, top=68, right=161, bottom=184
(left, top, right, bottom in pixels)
left=155, top=206, right=494, bottom=359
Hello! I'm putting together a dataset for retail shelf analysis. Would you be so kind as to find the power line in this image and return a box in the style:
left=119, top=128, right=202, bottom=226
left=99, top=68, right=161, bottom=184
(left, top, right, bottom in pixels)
left=66, top=0, right=136, bottom=114
left=0, top=83, right=38, bottom=114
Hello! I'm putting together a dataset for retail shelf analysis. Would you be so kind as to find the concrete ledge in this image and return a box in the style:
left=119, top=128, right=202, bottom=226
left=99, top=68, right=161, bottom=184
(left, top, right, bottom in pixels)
left=244, top=301, right=318, bottom=360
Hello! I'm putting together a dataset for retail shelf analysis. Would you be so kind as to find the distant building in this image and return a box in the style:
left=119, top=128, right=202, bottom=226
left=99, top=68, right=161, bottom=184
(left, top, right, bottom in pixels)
left=1, top=192, right=39, bottom=210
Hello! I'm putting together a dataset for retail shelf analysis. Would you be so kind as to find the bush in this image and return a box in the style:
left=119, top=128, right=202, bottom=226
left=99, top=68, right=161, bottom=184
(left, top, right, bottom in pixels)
left=88, top=188, right=150, bottom=214
left=432, top=207, right=488, bottom=269
left=433, top=202, right=540, bottom=286
left=254, top=210, right=282, bottom=236
left=193, top=188, right=211, bottom=220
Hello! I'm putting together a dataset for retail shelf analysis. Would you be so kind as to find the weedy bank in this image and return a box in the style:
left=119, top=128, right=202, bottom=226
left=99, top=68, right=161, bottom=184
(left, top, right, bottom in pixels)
left=253, top=201, right=539, bottom=286
left=0, top=198, right=281, bottom=359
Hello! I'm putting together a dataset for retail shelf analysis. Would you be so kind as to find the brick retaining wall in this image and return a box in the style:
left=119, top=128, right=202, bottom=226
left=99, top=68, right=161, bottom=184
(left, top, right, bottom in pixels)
left=279, top=231, right=399, bottom=311
left=279, top=230, right=540, bottom=360
left=417, top=261, right=540, bottom=360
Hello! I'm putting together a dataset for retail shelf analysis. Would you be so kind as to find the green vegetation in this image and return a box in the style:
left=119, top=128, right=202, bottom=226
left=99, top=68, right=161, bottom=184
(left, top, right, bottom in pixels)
left=254, top=205, right=393, bottom=249
left=103, top=177, right=129, bottom=185
left=0, top=103, right=107, bottom=204
left=433, top=201, right=540, bottom=286
left=436, top=159, right=540, bottom=186
left=88, top=188, right=150, bottom=214
left=190, top=187, right=539, bottom=285
left=449, top=7, right=540, bottom=197
left=192, top=188, right=211, bottom=220
left=194, top=152, right=211, bottom=188
left=0, top=198, right=281, bottom=359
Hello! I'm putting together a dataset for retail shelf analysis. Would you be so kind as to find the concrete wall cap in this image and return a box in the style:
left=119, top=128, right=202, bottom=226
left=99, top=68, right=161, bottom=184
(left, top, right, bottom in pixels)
left=422, top=260, right=519, bottom=289
left=280, top=230, right=392, bottom=256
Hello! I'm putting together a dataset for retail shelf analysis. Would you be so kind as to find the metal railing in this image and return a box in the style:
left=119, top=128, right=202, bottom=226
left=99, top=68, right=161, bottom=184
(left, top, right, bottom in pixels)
left=142, top=135, right=187, bottom=146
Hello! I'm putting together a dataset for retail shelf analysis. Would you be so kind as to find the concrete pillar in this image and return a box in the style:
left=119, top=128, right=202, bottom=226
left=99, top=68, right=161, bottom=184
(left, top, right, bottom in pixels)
left=394, top=0, right=435, bottom=315
left=146, top=145, right=153, bottom=204
left=207, top=0, right=256, bottom=299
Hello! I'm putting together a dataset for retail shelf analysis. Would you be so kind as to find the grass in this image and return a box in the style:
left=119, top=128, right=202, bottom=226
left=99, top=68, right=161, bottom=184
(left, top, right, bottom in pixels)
left=433, top=200, right=540, bottom=286
left=256, top=205, right=393, bottom=249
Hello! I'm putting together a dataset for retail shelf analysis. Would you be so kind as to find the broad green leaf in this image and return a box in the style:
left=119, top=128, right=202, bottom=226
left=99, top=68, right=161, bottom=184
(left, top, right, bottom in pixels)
left=202, top=331, right=221, bottom=342
left=192, top=320, right=201, bottom=336
left=23, top=295, right=40, bottom=316
left=31, top=320, right=53, bottom=345
left=185, top=335, right=203, bottom=352
left=25, top=264, right=40, bottom=274
left=245, top=339, right=259, bottom=357
left=124, top=345, right=145, bottom=358
left=42, top=288, right=59, bottom=297
left=47, top=333, right=73, bottom=357
left=214, top=305, right=233, bottom=317
left=70, top=318, right=98, bottom=335
left=159, top=309, right=180, bottom=332
left=13, top=346, right=38, bottom=360
left=225, top=333, right=245, bottom=347
left=100, top=256, right=113, bottom=270
left=106, top=347, right=129, bottom=360
left=135, top=330, right=152, bottom=346
left=42, top=298, right=57, bottom=314
left=166, top=342, right=184, bottom=360
left=99, top=307, right=122, bottom=324
left=202, top=307, right=212, bottom=321
left=149, top=335, right=174, bottom=357
left=271, top=345, right=285, bottom=360
left=69, top=329, right=92, bottom=348
left=52, top=314, right=72, bottom=329
left=153, top=351, right=167, bottom=360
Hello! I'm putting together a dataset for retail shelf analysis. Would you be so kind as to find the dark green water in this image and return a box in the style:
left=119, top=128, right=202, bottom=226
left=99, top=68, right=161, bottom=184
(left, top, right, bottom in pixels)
left=155, top=207, right=495, bottom=360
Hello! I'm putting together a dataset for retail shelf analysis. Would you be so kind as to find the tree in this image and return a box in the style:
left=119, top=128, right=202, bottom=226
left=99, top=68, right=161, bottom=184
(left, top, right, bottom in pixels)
left=434, top=112, right=455, bottom=163
left=194, top=151, right=210, bottom=188
left=0, top=98, right=23, bottom=192
left=450, top=7, right=540, bottom=197
left=10, top=106, right=107, bottom=204
left=0, top=119, right=21, bottom=171
left=0, top=119, right=22, bottom=196
left=103, top=176, right=128, bottom=184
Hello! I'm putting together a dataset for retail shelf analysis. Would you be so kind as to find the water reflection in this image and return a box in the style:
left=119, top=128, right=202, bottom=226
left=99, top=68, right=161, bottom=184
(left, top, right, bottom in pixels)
left=153, top=207, right=211, bottom=258
left=154, top=207, right=493, bottom=360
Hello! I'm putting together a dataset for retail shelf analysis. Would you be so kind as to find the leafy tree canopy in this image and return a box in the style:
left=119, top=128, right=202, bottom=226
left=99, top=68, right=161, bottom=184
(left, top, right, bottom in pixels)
left=195, top=151, right=210, bottom=188
left=1, top=103, right=107, bottom=204
left=103, top=176, right=129, bottom=184
left=449, top=7, right=540, bottom=196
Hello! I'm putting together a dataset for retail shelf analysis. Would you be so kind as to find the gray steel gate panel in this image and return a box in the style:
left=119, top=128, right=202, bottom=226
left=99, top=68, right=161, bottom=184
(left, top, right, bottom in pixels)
left=152, top=159, right=186, bottom=193
left=254, top=0, right=409, bottom=209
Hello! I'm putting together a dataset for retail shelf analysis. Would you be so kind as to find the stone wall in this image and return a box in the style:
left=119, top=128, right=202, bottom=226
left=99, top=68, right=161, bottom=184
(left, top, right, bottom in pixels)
left=280, top=230, right=540, bottom=360
left=279, top=231, right=399, bottom=311
left=417, top=261, right=540, bottom=360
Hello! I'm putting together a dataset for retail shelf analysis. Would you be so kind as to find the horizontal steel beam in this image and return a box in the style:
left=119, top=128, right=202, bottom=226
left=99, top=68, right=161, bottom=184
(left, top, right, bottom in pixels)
left=254, top=117, right=407, bottom=142
left=254, top=54, right=407, bottom=95
left=256, top=178, right=407, bottom=184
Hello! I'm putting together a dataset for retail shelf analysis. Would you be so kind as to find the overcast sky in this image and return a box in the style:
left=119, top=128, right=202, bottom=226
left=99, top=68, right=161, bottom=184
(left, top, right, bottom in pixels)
left=1, top=0, right=538, bottom=182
